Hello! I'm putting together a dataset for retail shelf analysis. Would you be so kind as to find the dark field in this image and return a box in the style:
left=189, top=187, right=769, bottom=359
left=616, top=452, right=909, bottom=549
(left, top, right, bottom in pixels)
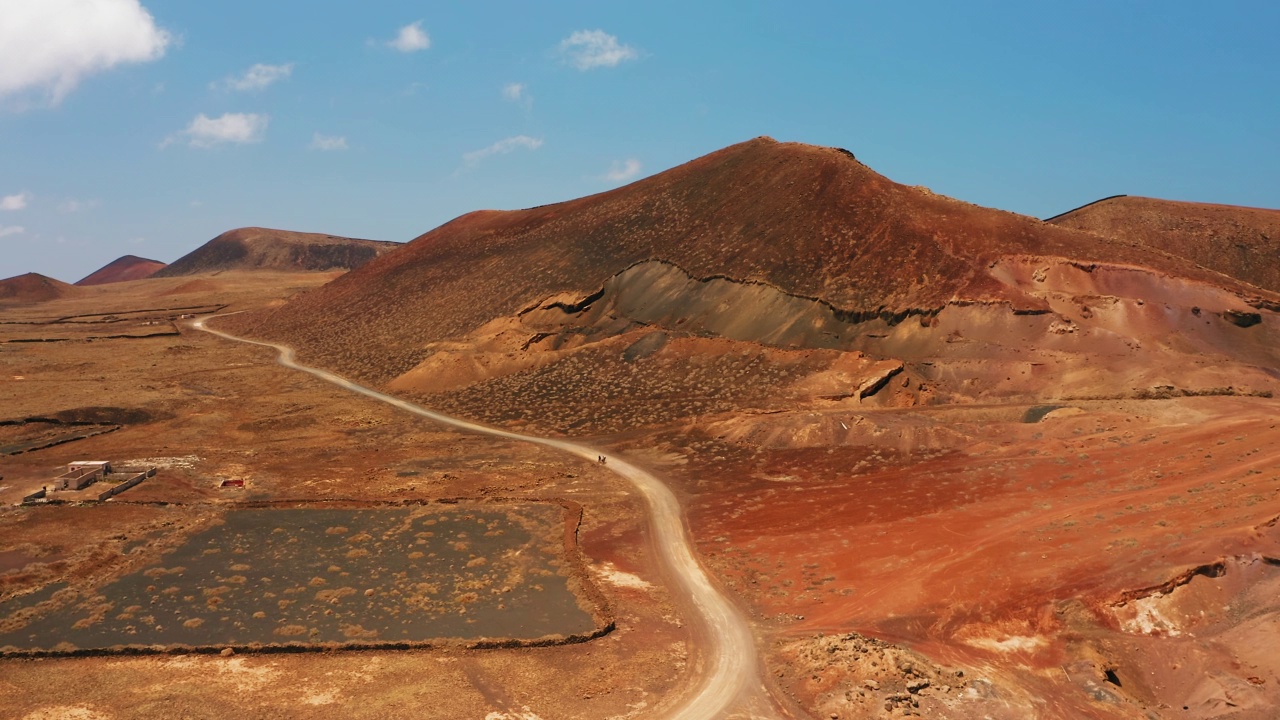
left=0, top=505, right=599, bottom=653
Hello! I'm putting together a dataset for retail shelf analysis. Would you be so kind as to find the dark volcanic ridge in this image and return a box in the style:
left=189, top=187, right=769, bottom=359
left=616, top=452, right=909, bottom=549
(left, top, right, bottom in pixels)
left=153, top=227, right=401, bottom=278
left=0, top=273, right=80, bottom=305
left=75, top=255, right=167, bottom=286
left=1048, top=195, right=1280, bottom=294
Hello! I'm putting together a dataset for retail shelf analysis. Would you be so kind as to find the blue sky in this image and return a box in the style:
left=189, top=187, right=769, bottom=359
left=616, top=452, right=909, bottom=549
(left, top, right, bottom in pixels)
left=1, top=1, right=1277, bottom=282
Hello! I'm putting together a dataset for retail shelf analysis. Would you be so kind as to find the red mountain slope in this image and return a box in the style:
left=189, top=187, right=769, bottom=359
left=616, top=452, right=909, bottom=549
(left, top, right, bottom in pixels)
left=153, top=227, right=400, bottom=277
left=75, top=255, right=167, bottom=286
left=1047, top=195, right=1280, bottom=293
left=224, top=137, right=1266, bottom=386
left=0, top=272, right=80, bottom=304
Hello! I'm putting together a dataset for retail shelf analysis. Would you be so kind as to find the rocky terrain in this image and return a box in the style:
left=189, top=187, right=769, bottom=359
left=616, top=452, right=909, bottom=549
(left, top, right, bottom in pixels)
left=153, top=227, right=400, bottom=278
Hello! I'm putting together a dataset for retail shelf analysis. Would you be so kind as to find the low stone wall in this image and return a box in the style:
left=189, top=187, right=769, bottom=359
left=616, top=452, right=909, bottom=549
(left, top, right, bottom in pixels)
left=96, top=468, right=154, bottom=501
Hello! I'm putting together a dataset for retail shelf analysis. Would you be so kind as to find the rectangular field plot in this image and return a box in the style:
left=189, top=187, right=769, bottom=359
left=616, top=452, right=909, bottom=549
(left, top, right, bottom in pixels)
left=0, top=504, right=603, bottom=653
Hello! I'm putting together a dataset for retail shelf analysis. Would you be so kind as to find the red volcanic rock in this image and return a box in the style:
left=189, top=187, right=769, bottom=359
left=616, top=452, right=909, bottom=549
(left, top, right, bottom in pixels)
left=0, top=272, right=80, bottom=304
left=153, top=227, right=400, bottom=278
left=229, top=137, right=1258, bottom=385
left=75, top=255, right=167, bottom=286
left=1048, top=195, right=1280, bottom=293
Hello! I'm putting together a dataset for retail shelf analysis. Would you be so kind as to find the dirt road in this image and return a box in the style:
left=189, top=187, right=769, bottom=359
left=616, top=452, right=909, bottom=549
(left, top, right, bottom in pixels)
left=193, top=316, right=775, bottom=719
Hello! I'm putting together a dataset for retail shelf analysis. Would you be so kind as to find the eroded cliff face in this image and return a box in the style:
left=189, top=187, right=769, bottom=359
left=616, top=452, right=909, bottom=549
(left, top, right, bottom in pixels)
left=368, top=252, right=1276, bottom=438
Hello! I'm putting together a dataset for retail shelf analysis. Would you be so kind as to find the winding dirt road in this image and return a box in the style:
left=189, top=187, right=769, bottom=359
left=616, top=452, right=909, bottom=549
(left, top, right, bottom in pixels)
left=193, top=317, right=774, bottom=719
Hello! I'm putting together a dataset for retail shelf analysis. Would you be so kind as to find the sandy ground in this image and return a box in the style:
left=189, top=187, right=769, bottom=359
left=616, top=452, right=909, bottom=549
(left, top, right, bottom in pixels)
left=0, top=275, right=692, bottom=719
left=4, top=270, right=1280, bottom=719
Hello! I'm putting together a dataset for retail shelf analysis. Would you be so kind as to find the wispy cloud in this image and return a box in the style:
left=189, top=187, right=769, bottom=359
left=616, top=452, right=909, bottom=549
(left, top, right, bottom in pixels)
left=401, top=81, right=429, bottom=96
left=389, top=22, right=430, bottom=52
left=164, top=113, right=269, bottom=149
left=462, top=135, right=543, bottom=166
left=1, top=192, right=31, bottom=211
left=213, top=63, right=294, bottom=92
left=58, top=198, right=101, bottom=213
left=0, top=0, right=170, bottom=108
left=558, top=30, right=638, bottom=70
left=0, top=225, right=25, bottom=238
left=603, top=158, right=642, bottom=183
left=309, top=133, right=348, bottom=151
left=502, top=82, right=532, bottom=109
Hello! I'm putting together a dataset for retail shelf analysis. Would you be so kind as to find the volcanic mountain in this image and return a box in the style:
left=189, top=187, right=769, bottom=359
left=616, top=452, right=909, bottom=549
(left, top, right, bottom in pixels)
left=0, top=272, right=81, bottom=305
left=55, top=138, right=1280, bottom=718
left=1047, top=195, right=1280, bottom=294
left=75, top=254, right=167, bottom=286
left=153, top=227, right=401, bottom=278
left=221, top=137, right=1280, bottom=434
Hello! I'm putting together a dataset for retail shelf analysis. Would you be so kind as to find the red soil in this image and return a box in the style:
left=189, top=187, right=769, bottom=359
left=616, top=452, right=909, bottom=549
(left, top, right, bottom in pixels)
left=225, top=138, right=1264, bottom=386
left=1049, top=196, right=1280, bottom=294
left=672, top=397, right=1280, bottom=716
left=75, top=255, right=167, bottom=286
left=0, top=272, right=79, bottom=304
left=190, top=138, right=1280, bottom=718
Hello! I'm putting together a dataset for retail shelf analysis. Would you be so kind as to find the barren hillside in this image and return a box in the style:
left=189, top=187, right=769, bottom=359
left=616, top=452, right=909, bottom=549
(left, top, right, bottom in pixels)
left=12, top=138, right=1280, bottom=720
left=154, top=227, right=401, bottom=278
left=224, top=137, right=1264, bottom=391
left=1048, top=195, right=1280, bottom=293
left=0, top=272, right=80, bottom=305
left=75, top=255, right=167, bottom=286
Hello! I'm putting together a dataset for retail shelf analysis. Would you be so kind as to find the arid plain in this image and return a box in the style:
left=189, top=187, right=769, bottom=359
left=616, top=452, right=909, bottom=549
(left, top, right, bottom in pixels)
left=3, top=139, right=1280, bottom=719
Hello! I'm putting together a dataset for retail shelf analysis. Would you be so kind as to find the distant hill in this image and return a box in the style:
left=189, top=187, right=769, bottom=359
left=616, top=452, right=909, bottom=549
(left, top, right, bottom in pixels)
left=223, top=137, right=1266, bottom=388
left=0, top=272, right=80, bottom=304
left=1047, top=196, right=1280, bottom=293
left=153, top=227, right=400, bottom=278
left=75, top=255, right=167, bottom=286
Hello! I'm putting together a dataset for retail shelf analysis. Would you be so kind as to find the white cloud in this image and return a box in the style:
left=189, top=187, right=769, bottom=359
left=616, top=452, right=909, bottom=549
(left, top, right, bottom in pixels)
left=502, top=82, right=531, bottom=108
left=0, top=225, right=24, bottom=238
left=389, top=22, right=430, bottom=52
left=309, top=133, right=348, bottom=151
left=558, top=30, right=637, bottom=70
left=58, top=198, right=102, bottom=213
left=214, top=63, right=293, bottom=92
left=1, top=192, right=31, bottom=211
left=463, top=135, right=543, bottom=166
left=603, top=158, right=642, bottom=183
left=0, top=0, right=171, bottom=107
left=165, top=112, right=268, bottom=148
